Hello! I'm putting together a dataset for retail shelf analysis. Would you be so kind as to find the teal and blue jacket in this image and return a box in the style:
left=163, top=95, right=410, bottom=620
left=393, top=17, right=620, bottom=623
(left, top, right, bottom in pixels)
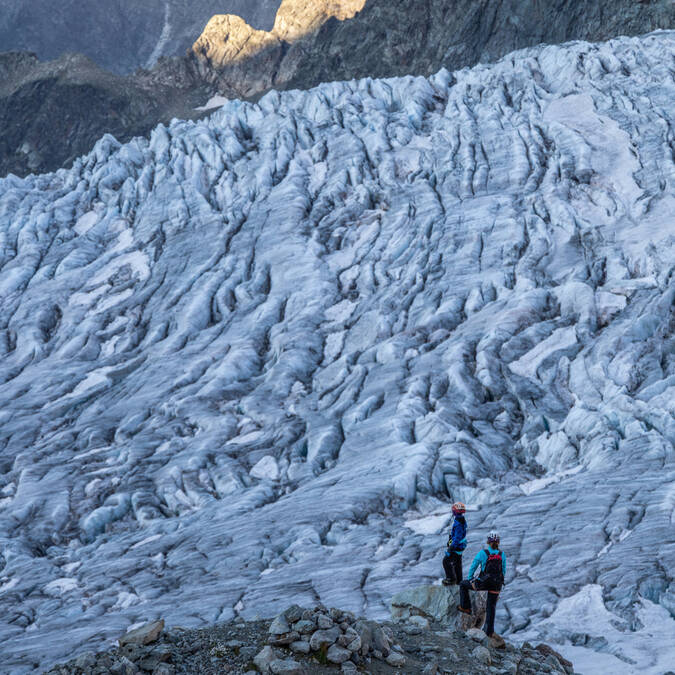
left=468, top=546, right=507, bottom=579
left=446, top=515, right=467, bottom=554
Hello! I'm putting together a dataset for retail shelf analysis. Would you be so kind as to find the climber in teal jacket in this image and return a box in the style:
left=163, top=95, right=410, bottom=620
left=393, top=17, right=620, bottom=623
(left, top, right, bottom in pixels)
left=467, top=544, right=507, bottom=581
left=458, top=531, right=507, bottom=636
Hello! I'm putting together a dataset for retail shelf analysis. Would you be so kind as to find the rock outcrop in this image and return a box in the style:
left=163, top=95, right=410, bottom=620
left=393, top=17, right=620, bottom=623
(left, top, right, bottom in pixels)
left=44, top=602, right=577, bottom=674
left=0, top=50, right=209, bottom=177
left=0, top=0, right=282, bottom=74
left=390, top=584, right=487, bottom=631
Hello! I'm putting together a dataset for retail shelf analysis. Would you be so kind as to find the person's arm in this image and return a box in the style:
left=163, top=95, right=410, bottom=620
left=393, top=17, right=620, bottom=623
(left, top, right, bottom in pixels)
left=451, top=521, right=461, bottom=550
left=468, top=550, right=485, bottom=580
left=447, top=522, right=455, bottom=550
left=502, top=551, right=507, bottom=578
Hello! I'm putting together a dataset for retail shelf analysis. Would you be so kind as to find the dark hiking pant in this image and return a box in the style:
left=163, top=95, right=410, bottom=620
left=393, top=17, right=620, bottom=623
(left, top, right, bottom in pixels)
left=459, top=579, right=500, bottom=636
left=443, top=550, right=463, bottom=583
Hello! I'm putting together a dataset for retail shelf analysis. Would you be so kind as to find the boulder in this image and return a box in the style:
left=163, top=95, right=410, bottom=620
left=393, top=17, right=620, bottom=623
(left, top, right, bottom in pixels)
left=390, top=584, right=460, bottom=625
left=290, top=640, right=310, bottom=654
left=408, top=615, right=430, bottom=629
left=269, top=615, right=291, bottom=635
left=74, top=652, right=96, bottom=670
left=283, top=605, right=304, bottom=623
left=386, top=651, right=406, bottom=667
left=292, top=620, right=315, bottom=634
left=309, top=626, right=340, bottom=651
left=471, top=645, right=492, bottom=665
left=370, top=623, right=391, bottom=656
left=119, top=620, right=165, bottom=647
left=254, top=646, right=277, bottom=673
left=137, top=645, right=172, bottom=671
left=326, top=644, right=351, bottom=664
left=110, top=657, right=137, bottom=675
left=456, top=591, right=487, bottom=631
left=316, top=614, right=334, bottom=629
left=269, top=630, right=301, bottom=646
left=535, top=643, right=573, bottom=669
left=466, top=627, right=488, bottom=644
left=352, top=620, right=373, bottom=655
left=269, top=658, right=304, bottom=675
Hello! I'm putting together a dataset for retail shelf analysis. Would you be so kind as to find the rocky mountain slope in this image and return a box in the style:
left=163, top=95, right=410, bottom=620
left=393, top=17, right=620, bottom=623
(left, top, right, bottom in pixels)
left=45, top=589, right=577, bottom=674
left=0, top=31, right=673, bottom=674
left=0, top=0, right=281, bottom=74
left=0, top=51, right=211, bottom=179
left=1, top=0, right=673, bottom=178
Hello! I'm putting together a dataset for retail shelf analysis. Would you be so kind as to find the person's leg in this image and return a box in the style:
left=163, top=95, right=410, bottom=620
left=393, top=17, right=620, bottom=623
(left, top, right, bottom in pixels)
left=483, top=591, right=499, bottom=636
left=459, top=579, right=473, bottom=611
left=452, top=552, right=463, bottom=582
left=442, top=553, right=455, bottom=582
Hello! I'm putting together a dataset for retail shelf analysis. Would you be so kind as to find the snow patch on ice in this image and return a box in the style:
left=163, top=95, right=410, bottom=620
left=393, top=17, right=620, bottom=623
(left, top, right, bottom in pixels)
left=196, top=96, right=230, bottom=112
left=404, top=511, right=451, bottom=536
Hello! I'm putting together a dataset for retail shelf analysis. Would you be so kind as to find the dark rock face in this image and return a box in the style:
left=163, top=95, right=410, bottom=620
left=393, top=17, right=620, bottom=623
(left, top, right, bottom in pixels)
left=0, top=0, right=282, bottom=74
left=281, top=0, right=675, bottom=88
left=0, top=52, right=208, bottom=177
left=1, top=0, right=672, bottom=178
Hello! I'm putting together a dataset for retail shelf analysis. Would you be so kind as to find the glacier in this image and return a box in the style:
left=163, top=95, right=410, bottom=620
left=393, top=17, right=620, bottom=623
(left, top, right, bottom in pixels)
left=0, top=31, right=674, bottom=673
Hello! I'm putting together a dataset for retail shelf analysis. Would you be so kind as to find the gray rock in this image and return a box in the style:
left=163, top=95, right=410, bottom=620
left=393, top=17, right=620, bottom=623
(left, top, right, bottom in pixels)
left=268, top=631, right=300, bottom=646
left=408, top=615, right=430, bottom=630
left=467, top=627, right=489, bottom=644
left=309, top=627, right=340, bottom=651
left=283, top=605, right=304, bottom=623
left=341, top=663, right=358, bottom=674
left=254, top=646, right=277, bottom=674
left=292, top=620, right=316, bottom=634
left=74, top=652, right=96, bottom=670
left=316, top=614, right=334, bottom=629
left=370, top=623, right=391, bottom=656
left=385, top=651, right=406, bottom=667
left=391, top=584, right=460, bottom=625
left=110, top=656, right=138, bottom=675
left=353, top=620, right=373, bottom=655
left=326, top=644, right=352, bottom=664
left=152, top=665, right=174, bottom=675
left=137, top=646, right=172, bottom=672
left=119, top=620, right=165, bottom=647
left=269, top=615, right=291, bottom=635
left=472, top=645, right=493, bottom=665
left=290, top=641, right=310, bottom=654
left=500, top=661, right=518, bottom=675
left=269, top=658, right=304, bottom=675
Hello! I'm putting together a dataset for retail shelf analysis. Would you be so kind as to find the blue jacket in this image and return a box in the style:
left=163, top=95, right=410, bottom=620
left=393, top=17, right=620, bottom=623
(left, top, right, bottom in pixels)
left=447, top=515, right=467, bottom=554
left=468, top=546, right=507, bottom=580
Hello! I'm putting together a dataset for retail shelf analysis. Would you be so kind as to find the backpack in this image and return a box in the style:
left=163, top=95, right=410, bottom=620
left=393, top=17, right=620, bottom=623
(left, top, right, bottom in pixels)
left=479, top=549, right=504, bottom=590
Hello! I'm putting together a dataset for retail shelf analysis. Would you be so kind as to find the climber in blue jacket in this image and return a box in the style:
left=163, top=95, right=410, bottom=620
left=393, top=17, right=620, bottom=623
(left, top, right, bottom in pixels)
left=458, top=531, right=507, bottom=636
left=442, top=502, right=467, bottom=585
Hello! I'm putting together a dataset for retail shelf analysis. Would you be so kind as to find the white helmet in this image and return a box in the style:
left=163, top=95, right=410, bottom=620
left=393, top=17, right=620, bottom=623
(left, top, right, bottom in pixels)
left=487, top=530, right=500, bottom=544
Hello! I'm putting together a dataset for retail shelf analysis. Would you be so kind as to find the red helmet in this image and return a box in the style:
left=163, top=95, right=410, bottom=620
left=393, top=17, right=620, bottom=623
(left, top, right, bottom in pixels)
left=451, top=502, right=466, bottom=515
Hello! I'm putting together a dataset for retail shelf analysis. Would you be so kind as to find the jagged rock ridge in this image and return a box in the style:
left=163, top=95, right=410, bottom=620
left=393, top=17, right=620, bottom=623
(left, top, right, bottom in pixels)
left=0, top=0, right=282, bottom=74
left=1, top=0, right=673, bottom=177
left=0, top=31, right=674, bottom=674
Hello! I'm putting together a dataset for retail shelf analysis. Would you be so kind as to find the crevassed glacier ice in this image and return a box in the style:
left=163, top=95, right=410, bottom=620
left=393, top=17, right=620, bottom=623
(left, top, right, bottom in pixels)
left=0, top=32, right=674, bottom=673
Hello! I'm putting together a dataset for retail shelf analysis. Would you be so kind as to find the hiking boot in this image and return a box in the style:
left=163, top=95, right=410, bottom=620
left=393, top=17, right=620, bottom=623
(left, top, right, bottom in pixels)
left=442, top=578, right=456, bottom=586
left=457, top=605, right=472, bottom=615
